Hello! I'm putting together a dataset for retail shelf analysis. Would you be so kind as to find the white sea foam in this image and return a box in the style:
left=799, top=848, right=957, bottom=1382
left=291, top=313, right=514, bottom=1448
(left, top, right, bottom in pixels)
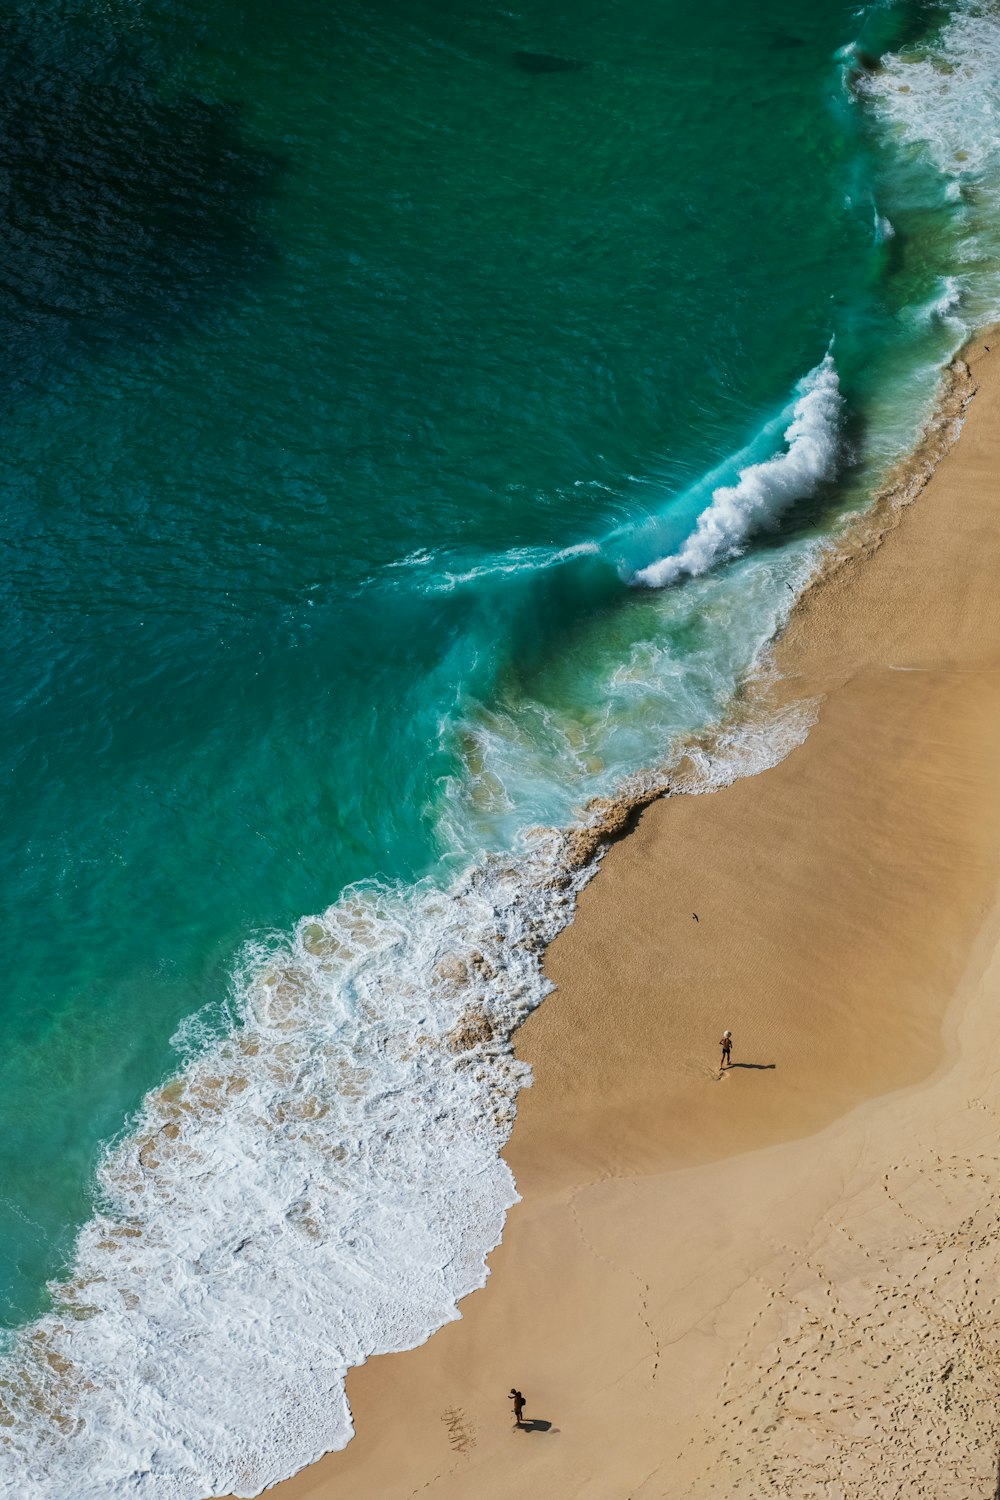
left=631, top=355, right=842, bottom=589
left=681, top=689, right=819, bottom=793
left=910, top=274, right=965, bottom=330
left=0, top=832, right=592, bottom=1498
left=858, top=4, right=1000, bottom=183
left=874, top=209, right=895, bottom=242
left=852, top=2, right=1000, bottom=344
left=930, top=274, right=962, bottom=319
left=385, top=546, right=434, bottom=568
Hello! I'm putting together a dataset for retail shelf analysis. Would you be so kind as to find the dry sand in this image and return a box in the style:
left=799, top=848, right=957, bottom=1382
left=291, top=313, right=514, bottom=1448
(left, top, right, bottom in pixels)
left=252, top=331, right=1000, bottom=1499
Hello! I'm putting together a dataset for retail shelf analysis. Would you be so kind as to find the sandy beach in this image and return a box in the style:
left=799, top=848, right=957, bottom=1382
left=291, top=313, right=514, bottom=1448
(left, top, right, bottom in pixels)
left=249, top=330, right=1000, bottom=1499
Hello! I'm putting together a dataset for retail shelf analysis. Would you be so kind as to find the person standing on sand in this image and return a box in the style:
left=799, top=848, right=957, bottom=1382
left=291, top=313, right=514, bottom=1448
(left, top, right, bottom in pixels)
left=510, top=1389, right=525, bottom=1427
left=720, top=1030, right=732, bottom=1069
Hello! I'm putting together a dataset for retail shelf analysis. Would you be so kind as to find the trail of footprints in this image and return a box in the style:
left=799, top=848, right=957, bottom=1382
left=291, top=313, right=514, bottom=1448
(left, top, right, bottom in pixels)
left=568, top=1189, right=662, bottom=1380
left=679, top=1142, right=1000, bottom=1497
left=404, top=1409, right=478, bottom=1500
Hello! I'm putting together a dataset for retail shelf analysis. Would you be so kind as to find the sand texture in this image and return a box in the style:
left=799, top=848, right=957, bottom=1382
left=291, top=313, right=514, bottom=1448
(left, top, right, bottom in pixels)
left=249, top=332, right=1000, bottom=1499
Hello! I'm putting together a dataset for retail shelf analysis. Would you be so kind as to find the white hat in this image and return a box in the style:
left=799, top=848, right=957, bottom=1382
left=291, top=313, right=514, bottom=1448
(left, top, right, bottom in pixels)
left=723, top=1029, right=732, bottom=1037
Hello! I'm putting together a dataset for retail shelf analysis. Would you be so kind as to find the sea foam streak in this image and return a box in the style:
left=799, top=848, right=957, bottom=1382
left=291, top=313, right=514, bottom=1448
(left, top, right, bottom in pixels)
left=631, top=354, right=842, bottom=589
left=0, top=835, right=582, bottom=1498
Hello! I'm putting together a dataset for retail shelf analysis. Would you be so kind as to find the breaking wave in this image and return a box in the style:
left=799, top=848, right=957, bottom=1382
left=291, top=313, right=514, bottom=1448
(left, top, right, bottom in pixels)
left=631, top=354, right=842, bottom=589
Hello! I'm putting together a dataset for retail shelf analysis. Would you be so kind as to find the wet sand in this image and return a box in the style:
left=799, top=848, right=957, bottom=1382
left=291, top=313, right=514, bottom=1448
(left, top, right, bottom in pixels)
left=252, top=330, right=1000, bottom=1498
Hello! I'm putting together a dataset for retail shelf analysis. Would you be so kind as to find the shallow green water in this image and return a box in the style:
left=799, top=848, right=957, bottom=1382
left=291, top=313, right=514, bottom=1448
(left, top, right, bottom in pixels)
left=0, top=0, right=973, bottom=1350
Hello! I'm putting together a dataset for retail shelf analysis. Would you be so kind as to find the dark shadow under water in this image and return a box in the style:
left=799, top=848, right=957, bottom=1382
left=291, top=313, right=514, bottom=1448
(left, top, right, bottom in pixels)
left=0, top=14, right=286, bottom=399
left=512, top=50, right=586, bottom=74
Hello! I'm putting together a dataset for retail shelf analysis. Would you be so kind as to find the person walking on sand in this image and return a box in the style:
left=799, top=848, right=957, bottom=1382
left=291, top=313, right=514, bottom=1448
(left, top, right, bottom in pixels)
left=510, top=1388, right=526, bottom=1427
left=719, top=1029, right=732, bottom=1070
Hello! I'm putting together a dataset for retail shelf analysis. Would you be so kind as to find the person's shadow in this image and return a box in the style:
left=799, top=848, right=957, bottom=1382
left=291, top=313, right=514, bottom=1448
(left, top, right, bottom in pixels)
left=517, top=1418, right=556, bottom=1433
left=729, top=1062, right=776, bottom=1071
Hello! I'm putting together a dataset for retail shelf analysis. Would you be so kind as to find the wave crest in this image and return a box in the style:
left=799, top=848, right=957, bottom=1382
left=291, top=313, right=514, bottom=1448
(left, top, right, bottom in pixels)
left=631, top=354, right=842, bottom=589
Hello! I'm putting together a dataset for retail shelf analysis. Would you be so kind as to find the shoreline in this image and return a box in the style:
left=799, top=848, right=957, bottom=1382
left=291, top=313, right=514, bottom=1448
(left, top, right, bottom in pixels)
left=244, top=327, right=1000, bottom=1499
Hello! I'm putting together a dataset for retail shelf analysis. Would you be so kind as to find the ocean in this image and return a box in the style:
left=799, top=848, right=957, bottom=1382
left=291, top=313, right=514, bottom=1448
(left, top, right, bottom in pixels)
left=0, top=0, right=994, bottom=1492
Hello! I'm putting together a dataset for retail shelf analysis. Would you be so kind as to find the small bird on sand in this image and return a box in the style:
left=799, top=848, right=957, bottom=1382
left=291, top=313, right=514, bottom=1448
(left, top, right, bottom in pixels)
left=692, top=913, right=699, bottom=922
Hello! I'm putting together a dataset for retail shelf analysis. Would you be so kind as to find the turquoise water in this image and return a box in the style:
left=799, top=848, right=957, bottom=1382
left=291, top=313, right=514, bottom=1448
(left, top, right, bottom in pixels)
left=1, top=0, right=992, bottom=1491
